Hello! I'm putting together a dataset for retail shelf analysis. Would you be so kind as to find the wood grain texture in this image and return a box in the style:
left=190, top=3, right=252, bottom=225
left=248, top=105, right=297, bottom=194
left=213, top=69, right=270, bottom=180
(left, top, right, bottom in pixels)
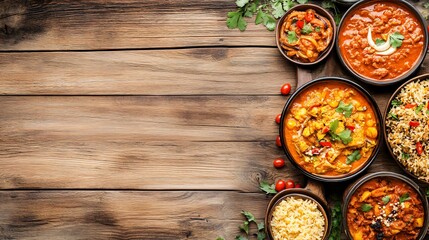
left=0, top=48, right=295, bottom=95
left=0, top=0, right=274, bottom=51
left=0, top=191, right=270, bottom=239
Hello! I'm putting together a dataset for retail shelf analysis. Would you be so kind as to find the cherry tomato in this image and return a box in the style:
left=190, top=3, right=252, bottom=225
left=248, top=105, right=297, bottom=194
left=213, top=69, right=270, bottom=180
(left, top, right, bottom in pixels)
left=275, top=114, right=281, bottom=124
left=322, top=126, right=330, bottom=134
left=285, top=179, right=295, bottom=189
left=417, top=142, right=423, bottom=155
left=273, top=158, right=285, bottom=169
left=409, top=121, right=420, bottom=127
left=296, top=20, right=304, bottom=29
left=276, top=135, right=282, bottom=147
left=319, top=141, right=332, bottom=148
left=346, top=125, right=355, bottom=131
left=305, top=12, right=314, bottom=22
left=295, top=183, right=302, bottom=188
left=405, top=103, right=417, bottom=109
left=275, top=180, right=286, bottom=192
left=280, top=83, right=291, bottom=95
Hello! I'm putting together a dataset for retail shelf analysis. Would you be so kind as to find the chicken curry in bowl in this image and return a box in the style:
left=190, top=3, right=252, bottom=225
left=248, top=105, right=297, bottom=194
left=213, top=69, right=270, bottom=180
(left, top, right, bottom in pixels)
left=281, top=78, right=381, bottom=180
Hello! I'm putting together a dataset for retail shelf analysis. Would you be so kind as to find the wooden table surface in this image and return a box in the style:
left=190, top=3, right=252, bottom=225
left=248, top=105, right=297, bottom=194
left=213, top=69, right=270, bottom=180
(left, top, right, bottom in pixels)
left=0, top=0, right=428, bottom=239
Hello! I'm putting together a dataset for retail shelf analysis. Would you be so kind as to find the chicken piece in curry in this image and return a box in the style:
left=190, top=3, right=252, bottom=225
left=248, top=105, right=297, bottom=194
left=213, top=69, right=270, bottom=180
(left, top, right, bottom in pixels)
left=284, top=81, right=378, bottom=176
left=347, top=177, right=425, bottom=240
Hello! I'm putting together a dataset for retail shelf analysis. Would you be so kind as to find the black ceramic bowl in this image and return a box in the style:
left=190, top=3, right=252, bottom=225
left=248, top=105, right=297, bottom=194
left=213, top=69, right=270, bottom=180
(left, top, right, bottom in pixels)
left=336, top=0, right=428, bottom=86
left=343, top=172, right=429, bottom=240
left=265, top=186, right=332, bottom=240
left=384, top=73, right=429, bottom=184
left=279, top=77, right=383, bottom=182
left=275, top=4, right=336, bottom=66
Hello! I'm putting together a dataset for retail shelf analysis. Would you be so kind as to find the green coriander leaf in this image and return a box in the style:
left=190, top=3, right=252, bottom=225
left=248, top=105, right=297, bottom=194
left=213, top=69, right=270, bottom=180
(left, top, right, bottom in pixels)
left=390, top=32, right=405, bottom=48
left=241, top=210, right=255, bottom=223
left=321, top=0, right=335, bottom=9
left=336, top=101, right=353, bottom=117
left=237, top=15, right=247, bottom=31
left=346, top=150, right=361, bottom=165
left=402, top=152, right=410, bottom=160
left=236, top=236, right=248, bottom=240
left=227, top=11, right=241, bottom=29
left=376, top=38, right=386, bottom=46
left=338, top=129, right=352, bottom=145
left=416, top=104, right=425, bottom=113
left=391, top=99, right=402, bottom=107
left=260, top=181, right=277, bottom=194
left=272, top=1, right=285, bottom=19
left=334, top=13, right=342, bottom=25
left=216, top=237, right=225, bottom=240
left=257, top=222, right=265, bottom=231
left=255, top=10, right=266, bottom=25
left=287, top=31, right=298, bottom=43
left=399, top=193, right=411, bottom=203
left=329, top=119, right=339, bottom=132
left=425, top=2, right=429, bottom=8
left=426, top=110, right=429, bottom=114
left=301, top=22, right=313, bottom=34
left=236, top=0, right=249, bottom=8
left=389, top=112, right=399, bottom=120
left=297, top=0, right=308, bottom=3
left=382, top=195, right=390, bottom=204
left=283, top=0, right=296, bottom=11
left=264, top=15, right=276, bottom=31
left=257, top=231, right=266, bottom=240
left=361, top=203, right=372, bottom=212
left=239, top=221, right=249, bottom=234
left=315, top=26, right=321, bottom=32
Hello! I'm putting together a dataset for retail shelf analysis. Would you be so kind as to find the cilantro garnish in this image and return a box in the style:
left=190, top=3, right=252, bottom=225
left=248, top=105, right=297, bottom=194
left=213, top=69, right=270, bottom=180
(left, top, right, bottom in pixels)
left=390, top=32, right=405, bottom=48
left=391, top=99, right=402, bottom=107
left=402, top=152, right=410, bottom=160
left=337, top=129, right=352, bottom=144
left=382, top=195, right=390, bottom=204
left=389, top=112, right=399, bottom=120
left=399, top=193, right=411, bottom=203
left=259, top=181, right=277, bottom=194
left=346, top=150, right=361, bottom=165
left=329, top=119, right=339, bottom=132
left=376, top=38, right=386, bottom=46
left=361, top=203, right=372, bottom=212
left=301, top=22, right=313, bottom=34
left=287, top=31, right=298, bottom=44
left=415, top=104, right=425, bottom=114
left=315, top=26, right=321, bottom=32
left=336, top=101, right=353, bottom=117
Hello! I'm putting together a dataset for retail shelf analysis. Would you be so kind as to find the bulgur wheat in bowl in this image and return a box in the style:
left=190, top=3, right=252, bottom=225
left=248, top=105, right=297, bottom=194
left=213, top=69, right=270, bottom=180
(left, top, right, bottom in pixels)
left=385, top=74, right=429, bottom=183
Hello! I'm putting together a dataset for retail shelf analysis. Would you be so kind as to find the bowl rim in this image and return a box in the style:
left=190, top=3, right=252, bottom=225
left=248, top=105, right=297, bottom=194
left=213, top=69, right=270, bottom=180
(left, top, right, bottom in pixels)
left=335, top=0, right=429, bottom=86
left=275, top=3, right=337, bottom=66
left=383, top=73, right=429, bottom=184
left=279, top=76, right=383, bottom=182
left=265, top=188, right=332, bottom=240
left=342, top=171, right=429, bottom=240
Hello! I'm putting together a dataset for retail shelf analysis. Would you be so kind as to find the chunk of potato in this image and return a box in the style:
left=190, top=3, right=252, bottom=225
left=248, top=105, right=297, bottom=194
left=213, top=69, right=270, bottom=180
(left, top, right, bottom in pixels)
left=414, top=217, right=424, bottom=227
left=352, top=231, right=363, bottom=240
left=366, top=127, right=378, bottom=138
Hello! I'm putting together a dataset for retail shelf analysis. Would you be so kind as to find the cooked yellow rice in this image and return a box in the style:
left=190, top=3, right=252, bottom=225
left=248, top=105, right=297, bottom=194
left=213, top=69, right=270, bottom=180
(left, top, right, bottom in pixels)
left=386, top=79, right=429, bottom=181
left=271, top=197, right=325, bottom=240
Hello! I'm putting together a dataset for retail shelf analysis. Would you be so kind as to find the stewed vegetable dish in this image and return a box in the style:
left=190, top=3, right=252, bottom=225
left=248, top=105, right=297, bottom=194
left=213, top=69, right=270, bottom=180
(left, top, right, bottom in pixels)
left=283, top=81, right=378, bottom=176
left=279, top=9, right=334, bottom=62
left=339, top=2, right=424, bottom=81
left=347, top=177, right=425, bottom=240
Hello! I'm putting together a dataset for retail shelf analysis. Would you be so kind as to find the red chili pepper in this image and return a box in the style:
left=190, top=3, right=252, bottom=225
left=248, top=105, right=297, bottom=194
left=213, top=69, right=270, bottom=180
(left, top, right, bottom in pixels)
left=346, top=125, right=355, bottom=131
left=305, top=12, right=314, bottom=22
left=405, top=103, right=417, bottom=109
left=416, top=142, right=423, bottom=155
left=322, top=126, right=330, bottom=134
left=320, top=141, right=332, bottom=148
left=296, top=20, right=304, bottom=29
left=427, top=102, right=429, bottom=110
left=409, top=121, right=420, bottom=127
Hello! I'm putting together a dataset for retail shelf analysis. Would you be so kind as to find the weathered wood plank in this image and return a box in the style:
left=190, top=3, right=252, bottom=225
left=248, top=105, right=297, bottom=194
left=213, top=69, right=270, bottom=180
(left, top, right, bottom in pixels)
left=0, top=0, right=273, bottom=51
left=0, top=48, right=295, bottom=95
left=0, top=191, right=270, bottom=239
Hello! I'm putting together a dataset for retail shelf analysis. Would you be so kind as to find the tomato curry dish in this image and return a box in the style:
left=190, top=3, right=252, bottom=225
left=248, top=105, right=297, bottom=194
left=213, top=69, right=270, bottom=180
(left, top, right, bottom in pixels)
left=283, top=81, right=378, bottom=176
left=347, top=177, right=425, bottom=240
left=338, top=2, right=425, bottom=81
left=279, top=8, right=334, bottom=63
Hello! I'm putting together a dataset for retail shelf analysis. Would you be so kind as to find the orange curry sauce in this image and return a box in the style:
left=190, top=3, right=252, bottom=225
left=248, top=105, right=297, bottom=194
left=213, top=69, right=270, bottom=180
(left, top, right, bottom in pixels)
left=347, top=177, right=424, bottom=240
left=283, top=81, right=378, bottom=177
left=339, top=2, right=424, bottom=81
